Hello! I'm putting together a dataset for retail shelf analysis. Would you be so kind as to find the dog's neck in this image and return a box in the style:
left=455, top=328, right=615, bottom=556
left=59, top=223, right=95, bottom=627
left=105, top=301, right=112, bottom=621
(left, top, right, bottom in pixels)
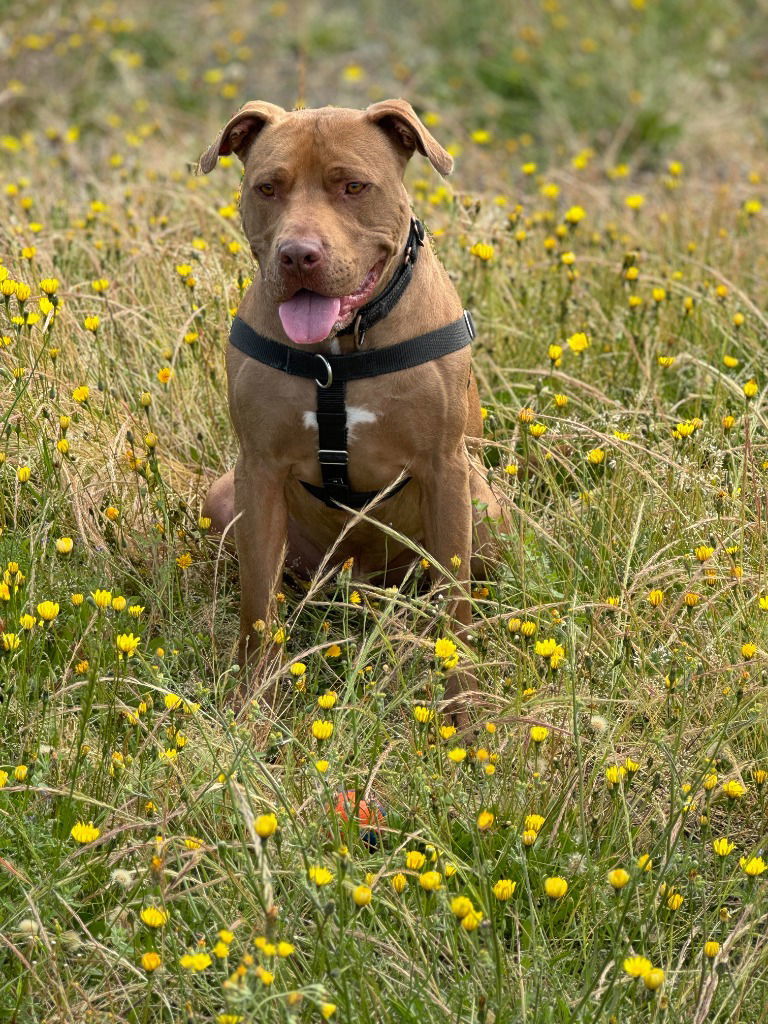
left=238, top=221, right=462, bottom=356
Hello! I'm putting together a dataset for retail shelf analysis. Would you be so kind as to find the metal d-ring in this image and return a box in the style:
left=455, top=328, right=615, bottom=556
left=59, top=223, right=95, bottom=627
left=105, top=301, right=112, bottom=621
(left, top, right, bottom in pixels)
left=314, top=354, right=333, bottom=389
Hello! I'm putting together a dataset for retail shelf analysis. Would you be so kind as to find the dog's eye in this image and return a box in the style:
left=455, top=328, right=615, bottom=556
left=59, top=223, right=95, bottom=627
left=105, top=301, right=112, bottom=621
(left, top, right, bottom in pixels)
left=345, top=181, right=367, bottom=195
left=257, top=183, right=275, bottom=197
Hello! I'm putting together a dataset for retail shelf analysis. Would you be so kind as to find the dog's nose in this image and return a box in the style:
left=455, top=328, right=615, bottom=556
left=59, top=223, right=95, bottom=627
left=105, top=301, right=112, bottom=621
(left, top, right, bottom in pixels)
left=278, top=238, right=324, bottom=270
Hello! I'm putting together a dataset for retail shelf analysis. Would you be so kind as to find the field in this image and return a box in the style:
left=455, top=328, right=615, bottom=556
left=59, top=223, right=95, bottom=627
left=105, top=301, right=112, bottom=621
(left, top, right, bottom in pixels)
left=2, top=1, right=768, bottom=1022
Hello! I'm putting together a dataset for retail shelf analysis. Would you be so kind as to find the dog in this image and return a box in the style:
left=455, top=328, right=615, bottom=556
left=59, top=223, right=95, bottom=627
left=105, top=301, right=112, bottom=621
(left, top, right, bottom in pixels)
left=198, top=98, right=503, bottom=712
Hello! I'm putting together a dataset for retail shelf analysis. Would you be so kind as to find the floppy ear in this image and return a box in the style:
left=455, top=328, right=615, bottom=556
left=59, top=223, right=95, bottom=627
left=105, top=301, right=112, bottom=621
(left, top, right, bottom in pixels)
left=366, top=98, right=453, bottom=176
left=197, top=101, right=285, bottom=174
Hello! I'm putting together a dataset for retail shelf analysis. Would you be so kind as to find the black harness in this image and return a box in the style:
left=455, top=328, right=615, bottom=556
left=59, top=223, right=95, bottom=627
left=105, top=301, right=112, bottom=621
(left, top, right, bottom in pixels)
left=229, top=218, right=476, bottom=510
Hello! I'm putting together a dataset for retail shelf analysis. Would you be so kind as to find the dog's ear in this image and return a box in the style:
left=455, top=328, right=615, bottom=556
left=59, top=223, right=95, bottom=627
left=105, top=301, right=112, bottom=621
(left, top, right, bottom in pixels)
left=197, top=101, right=285, bottom=174
left=366, top=99, right=453, bottom=176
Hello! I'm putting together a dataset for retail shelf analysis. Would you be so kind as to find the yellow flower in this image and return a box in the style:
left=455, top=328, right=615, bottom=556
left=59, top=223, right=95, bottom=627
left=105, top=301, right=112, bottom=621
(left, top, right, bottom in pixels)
left=391, top=873, right=407, bottom=893
left=447, top=747, right=467, bottom=763
left=637, top=854, right=652, bottom=872
left=623, top=955, right=652, bottom=978
left=743, top=379, right=759, bottom=399
left=587, top=448, right=605, bottom=464
left=647, top=589, right=664, bottom=607
left=321, top=1005, right=337, bottom=1020
left=434, top=636, right=458, bottom=663
left=566, top=332, right=589, bottom=353
left=419, top=870, right=442, bottom=892
left=70, top=820, right=100, bottom=843
left=525, top=814, right=545, bottom=833
left=116, top=632, right=140, bottom=657
left=0, top=771, right=8, bottom=788
left=544, top=876, right=568, bottom=899
left=625, top=194, right=645, bottom=210
left=741, top=643, right=757, bottom=659
left=254, top=813, right=278, bottom=839
left=36, top=601, right=59, bottom=622
left=564, top=205, right=586, bottom=224
left=141, top=951, right=162, bottom=971
left=179, top=952, right=212, bottom=971
left=721, top=780, right=746, bottom=799
left=14, top=765, right=28, bottom=781
left=644, top=968, right=665, bottom=990
left=405, top=850, right=426, bottom=870
left=17, top=466, right=31, bottom=483
left=353, top=884, right=372, bottom=906
left=140, top=906, right=169, bottom=928
left=470, top=242, right=494, bottom=262
left=713, top=837, right=735, bottom=856
left=529, top=726, right=549, bottom=743
left=460, top=910, right=483, bottom=931
left=739, top=856, right=767, bottom=876
left=55, top=537, right=73, bottom=554
left=91, top=589, right=112, bottom=609
left=477, top=810, right=495, bottom=830
left=450, top=895, right=474, bottom=918
left=83, top=315, right=100, bottom=332
left=315, top=759, right=329, bottom=773
left=666, top=891, right=684, bottom=910
left=704, top=941, right=720, bottom=958
left=308, top=865, right=334, bottom=886
left=318, top=691, right=338, bottom=710
left=606, top=765, right=626, bottom=786
left=492, top=878, right=516, bottom=900
left=608, top=868, right=630, bottom=889
left=413, top=705, right=434, bottom=724
left=312, top=719, right=334, bottom=741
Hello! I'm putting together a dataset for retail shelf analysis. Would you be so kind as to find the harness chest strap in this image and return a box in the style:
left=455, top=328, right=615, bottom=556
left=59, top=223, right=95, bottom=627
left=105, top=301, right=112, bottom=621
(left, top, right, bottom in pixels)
left=229, top=310, right=476, bottom=510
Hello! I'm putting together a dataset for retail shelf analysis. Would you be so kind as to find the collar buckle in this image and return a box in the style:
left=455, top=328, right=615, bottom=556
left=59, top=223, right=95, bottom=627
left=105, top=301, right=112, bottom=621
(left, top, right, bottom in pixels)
left=353, top=312, right=366, bottom=348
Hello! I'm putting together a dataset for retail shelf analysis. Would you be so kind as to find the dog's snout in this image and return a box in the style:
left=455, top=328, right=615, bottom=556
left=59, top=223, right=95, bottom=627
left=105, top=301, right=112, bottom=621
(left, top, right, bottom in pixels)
left=278, top=237, right=324, bottom=271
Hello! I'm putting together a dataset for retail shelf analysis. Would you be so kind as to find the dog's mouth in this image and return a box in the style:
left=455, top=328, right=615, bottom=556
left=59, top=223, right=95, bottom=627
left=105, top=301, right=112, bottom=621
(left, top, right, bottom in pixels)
left=278, top=262, right=384, bottom=345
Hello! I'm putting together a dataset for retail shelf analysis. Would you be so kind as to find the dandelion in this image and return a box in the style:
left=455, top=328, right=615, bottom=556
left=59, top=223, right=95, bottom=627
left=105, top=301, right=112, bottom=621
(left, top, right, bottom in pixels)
left=83, top=315, right=100, bottom=332
left=704, top=941, right=720, bottom=958
left=413, top=705, right=434, bottom=724
left=179, top=952, right=212, bottom=971
left=419, top=870, right=442, bottom=891
left=317, top=691, right=337, bottom=709
left=741, top=643, right=757, bottom=659
left=644, top=968, right=665, bottom=990
left=70, top=821, right=100, bottom=843
left=140, top=906, right=169, bottom=928
left=405, top=850, right=426, bottom=870
left=566, top=332, right=589, bottom=353
left=308, top=865, right=334, bottom=886
left=116, top=633, right=140, bottom=658
left=713, top=837, right=735, bottom=856
left=625, top=194, right=645, bottom=210
left=141, top=951, right=162, bottom=971
left=624, top=955, right=652, bottom=978
left=321, top=1005, right=337, bottom=1020
left=721, top=780, right=746, bottom=800
left=477, top=810, right=495, bottom=830
left=254, top=813, right=278, bottom=839
left=36, top=601, right=59, bottom=622
left=353, top=884, right=372, bottom=906
left=470, top=242, right=494, bottom=261
left=529, top=726, right=549, bottom=743
left=461, top=910, right=483, bottom=931
left=492, top=879, right=516, bottom=900
left=451, top=895, right=474, bottom=918
left=447, top=747, right=467, bottom=763
left=312, top=720, right=333, bottom=741
left=739, top=856, right=767, bottom=876
left=608, top=868, right=630, bottom=889
left=666, top=891, right=684, bottom=910
left=544, top=876, right=568, bottom=899
left=744, top=379, right=758, bottom=399
left=391, top=873, right=407, bottom=893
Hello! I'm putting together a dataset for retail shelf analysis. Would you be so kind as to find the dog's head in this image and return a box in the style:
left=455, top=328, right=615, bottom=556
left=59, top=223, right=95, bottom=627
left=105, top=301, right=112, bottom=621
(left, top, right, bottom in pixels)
left=199, top=100, right=452, bottom=344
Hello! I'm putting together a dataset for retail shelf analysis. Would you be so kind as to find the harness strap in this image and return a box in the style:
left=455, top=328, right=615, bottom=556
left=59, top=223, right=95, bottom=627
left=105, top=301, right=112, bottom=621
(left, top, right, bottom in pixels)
left=229, top=310, right=475, bottom=383
left=229, top=310, right=475, bottom=510
left=302, top=376, right=410, bottom=509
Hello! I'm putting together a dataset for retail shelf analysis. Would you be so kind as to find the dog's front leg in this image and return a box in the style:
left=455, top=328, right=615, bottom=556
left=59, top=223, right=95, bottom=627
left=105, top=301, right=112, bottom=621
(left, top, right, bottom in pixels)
left=234, top=455, right=288, bottom=677
left=420, top=453, right=475, bottom=719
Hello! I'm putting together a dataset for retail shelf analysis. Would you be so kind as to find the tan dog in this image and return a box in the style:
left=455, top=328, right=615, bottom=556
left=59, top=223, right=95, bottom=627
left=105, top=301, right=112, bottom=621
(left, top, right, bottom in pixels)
left=199, top=99, right=502, bottom=710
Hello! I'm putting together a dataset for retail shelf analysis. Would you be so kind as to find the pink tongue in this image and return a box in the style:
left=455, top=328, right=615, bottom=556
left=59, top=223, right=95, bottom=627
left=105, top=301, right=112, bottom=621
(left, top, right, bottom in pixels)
left=278, top=290, right=342, bottom=344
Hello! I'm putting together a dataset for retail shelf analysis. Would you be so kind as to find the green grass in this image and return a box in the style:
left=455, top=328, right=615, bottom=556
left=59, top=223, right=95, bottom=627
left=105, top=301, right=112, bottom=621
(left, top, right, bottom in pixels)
left=1, top=2, right=768, bottom=1022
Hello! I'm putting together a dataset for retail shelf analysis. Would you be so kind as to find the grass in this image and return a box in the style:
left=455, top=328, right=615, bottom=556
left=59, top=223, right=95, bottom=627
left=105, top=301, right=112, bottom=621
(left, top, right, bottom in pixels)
left=1, top=1, right=768, bottom=1022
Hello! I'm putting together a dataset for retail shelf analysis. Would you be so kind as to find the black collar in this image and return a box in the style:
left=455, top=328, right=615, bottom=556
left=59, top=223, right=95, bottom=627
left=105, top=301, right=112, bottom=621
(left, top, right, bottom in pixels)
left=337, top=217, right=425, bottom=346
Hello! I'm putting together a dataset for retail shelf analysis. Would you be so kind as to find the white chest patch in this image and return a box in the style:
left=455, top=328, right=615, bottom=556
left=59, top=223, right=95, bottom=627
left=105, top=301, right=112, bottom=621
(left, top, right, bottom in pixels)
left=302, top=406, right=378, bottom=438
